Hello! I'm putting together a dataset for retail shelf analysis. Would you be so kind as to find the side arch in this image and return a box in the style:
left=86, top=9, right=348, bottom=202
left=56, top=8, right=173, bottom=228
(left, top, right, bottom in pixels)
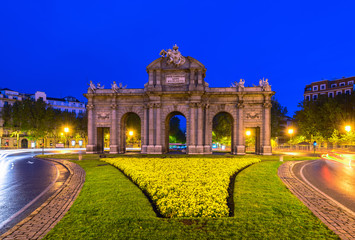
left=211, top=110, right=235, bottom=153
left=118, top=111, right=142, bottom=153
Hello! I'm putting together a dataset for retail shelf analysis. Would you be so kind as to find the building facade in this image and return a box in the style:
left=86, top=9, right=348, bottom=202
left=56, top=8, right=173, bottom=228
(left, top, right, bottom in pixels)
left=85, top=45, right=275, bottom=155
left=0, top=89, right=86, bottom=148
left=304, top=77, right=355, bottom=101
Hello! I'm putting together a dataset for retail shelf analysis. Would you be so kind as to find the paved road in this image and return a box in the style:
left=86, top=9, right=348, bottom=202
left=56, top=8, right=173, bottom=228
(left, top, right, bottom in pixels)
left=293, top=159, right=355, bottom=213
left=0, top=149, right=82, bottom=234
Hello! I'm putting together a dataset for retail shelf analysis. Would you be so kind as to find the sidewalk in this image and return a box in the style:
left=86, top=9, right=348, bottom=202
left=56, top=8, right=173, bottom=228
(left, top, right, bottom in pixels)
left=278, top=161, right=355, bottom=240
left=0, top=158, right=85, bottom=240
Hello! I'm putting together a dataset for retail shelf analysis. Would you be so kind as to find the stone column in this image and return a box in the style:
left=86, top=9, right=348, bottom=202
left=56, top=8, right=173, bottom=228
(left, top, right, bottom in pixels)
left=188, top=103, right=196, bottom=153
left=86, top=103, right=95, bottom=153
left=196, top=103, right=204, bottom=153
left=148, top=70, right=154, bottom=85
left=154, top=103, right=162, bottom=153
left=141, top=104, right=148, bottom=154
left=203, top=104, right=212, bottom=154
left=197, top=70, right=203, bottom=85
left=109, top=103, right=118, bottom=154
left=189, top=69, right=195, bottom=89
left=262, top=102, right=272, bottom=155
left=147, top=103, right=155, bottom=154
left=236, top=102, right=245, bottom=155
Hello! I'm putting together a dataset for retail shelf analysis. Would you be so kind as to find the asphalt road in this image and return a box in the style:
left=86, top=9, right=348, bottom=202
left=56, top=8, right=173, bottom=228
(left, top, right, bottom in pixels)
left=293, top=159, right=355, bottom=213
left=0, top=149, right=81, bottom=235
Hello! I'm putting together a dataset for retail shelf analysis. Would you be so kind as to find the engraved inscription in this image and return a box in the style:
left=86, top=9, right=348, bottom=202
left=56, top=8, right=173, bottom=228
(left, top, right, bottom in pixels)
left=166, top=74, right=185, bottom=84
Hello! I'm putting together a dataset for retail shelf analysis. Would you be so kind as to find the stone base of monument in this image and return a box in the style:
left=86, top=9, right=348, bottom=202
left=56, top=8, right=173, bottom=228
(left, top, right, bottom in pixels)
left=195, top=145, right=204, bottom=154
left=109, top=145, right=119, bottom=154
left=261, top=146, right=272, bottom=155
left=86, top=145, right=96, bottom=154
left=154, top=145, right=163, bottom=154
left=141, top=145, right=148, bottom=154
left=204, top=145, right=212, bottom=154
left=235, top=145, right=246, bottom=155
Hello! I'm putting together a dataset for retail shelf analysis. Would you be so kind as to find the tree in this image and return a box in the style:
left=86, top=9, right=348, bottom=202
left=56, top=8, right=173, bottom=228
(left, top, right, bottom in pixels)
left=169, top=116, right=186, bottom=143
left=212, top=113, right=232, bottom=146
left=294, top=93, right=355, bottom=142
left=271, top=97, right=288, bottom=138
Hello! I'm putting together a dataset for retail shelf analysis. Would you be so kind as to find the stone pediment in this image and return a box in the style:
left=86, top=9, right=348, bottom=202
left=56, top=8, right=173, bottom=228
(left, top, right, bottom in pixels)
left=146, top=56, right=205, bottom=71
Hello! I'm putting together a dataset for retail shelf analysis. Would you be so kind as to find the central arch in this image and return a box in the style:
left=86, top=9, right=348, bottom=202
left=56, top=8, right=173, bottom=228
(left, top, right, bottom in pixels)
left=164, top=111, right=187, bottom=153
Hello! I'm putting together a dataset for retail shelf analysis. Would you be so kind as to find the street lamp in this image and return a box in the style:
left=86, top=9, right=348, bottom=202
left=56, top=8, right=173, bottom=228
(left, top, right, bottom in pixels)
left=288, top=128, right=294, bottom=149
left=246, top=130, right=251, bottom=136
left=64, top=127, right=70, bottom=148
left=345, top=125, right=351, bottom=133
left=129, top=131, right=134, bottom=148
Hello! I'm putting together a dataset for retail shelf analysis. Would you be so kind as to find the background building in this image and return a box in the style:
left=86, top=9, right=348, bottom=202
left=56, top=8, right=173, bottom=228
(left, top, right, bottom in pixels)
left=304, top=76, right=355, bottom=101
left=0, top=88, right=86, bottom=149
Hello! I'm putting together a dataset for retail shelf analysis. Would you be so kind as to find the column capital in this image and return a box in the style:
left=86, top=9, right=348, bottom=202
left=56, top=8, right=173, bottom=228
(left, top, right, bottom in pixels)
left=189, top=102, right=197, bottom=108
left=236, top=102, right=244, bottom=108
left=147, top=103, right=155, bottom=108
left=263, top=102, right=272, bottom=108
left=87, top=104, right=95, bottom=110
left=154, top=103, right=161, bottom=108
left=111, top=103, right=118, bottom=110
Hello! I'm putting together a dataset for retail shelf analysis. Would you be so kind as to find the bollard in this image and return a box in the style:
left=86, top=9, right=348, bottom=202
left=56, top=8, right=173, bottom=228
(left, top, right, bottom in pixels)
left=78, top=154, right=82, bottom=161
left=279, top=155, right=283, bottom=162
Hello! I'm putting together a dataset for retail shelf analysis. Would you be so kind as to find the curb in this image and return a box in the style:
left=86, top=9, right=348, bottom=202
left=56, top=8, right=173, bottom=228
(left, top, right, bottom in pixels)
left=278, top=161, right=355, bottom=240
left=0, top=158, right=85, bottom=240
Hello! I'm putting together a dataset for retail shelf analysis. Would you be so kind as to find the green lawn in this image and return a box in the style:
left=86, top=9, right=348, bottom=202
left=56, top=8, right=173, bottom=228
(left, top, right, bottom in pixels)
left=40, top=154, right=338, bottom=239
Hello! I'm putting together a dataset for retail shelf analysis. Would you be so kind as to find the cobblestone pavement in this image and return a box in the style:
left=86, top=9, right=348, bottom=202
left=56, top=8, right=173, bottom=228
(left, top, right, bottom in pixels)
left=278, top=161, right=355, bottom=240
left=0, top=158, right=85, bottom=240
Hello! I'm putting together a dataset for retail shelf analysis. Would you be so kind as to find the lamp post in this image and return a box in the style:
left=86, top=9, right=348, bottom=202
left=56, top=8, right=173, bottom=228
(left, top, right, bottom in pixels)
left=288, top=128, right=294, bottom=150
left=64, top=127, right=70, bottom=148
left=245, top=130, right=251, bottom=151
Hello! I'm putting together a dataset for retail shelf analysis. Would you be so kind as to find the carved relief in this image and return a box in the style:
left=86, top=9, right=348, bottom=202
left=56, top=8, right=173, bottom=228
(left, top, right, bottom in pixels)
left=263, top=102, right=272, bottom=108
left=87, top=104, right=95, bottom=110
left=97, top=112, right=110, bottom=120
left=245, top=111, right=262, bottom=120
left=160, top=44, right=186, bottom=67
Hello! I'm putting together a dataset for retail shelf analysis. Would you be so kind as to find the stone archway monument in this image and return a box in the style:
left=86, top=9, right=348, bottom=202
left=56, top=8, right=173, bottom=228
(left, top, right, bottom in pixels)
left=85, top=45, right=274, bottom=155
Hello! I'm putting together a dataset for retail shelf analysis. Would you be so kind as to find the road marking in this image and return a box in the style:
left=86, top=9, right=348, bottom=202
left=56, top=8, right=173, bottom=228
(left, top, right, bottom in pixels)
left=298, top=160, right=355, bottom=217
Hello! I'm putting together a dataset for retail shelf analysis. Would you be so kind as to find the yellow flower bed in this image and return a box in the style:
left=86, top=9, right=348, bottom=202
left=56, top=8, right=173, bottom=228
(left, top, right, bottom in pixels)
left=103, top=157, right=260, bottom=218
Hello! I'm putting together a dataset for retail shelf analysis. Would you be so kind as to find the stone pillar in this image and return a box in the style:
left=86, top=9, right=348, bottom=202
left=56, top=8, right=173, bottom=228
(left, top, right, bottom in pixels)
left=262, top=102, right=272, bottom=155
left=154, top=103, right=162, bottom=153
left=203, top=104, right=212, bottom=154
left=236, top=102, right=245, bottom=155
left=147, top=103, right=155, bottom=154
left=86, top=103, right=95, bottom=153
left=141, top=105, right=148, bottom=154
left=109, top=103, right=118, bottom=154
left=196, top=103, right=204, bottom=153
left=156, top=70, right=161, bottom=85
left=148, top=70, right=154, bottom=85
left=189, top=69, right=195, bottom=89
left=188, top=103, right=196, bottom=153
left=197, top=70, right=203, bottom=85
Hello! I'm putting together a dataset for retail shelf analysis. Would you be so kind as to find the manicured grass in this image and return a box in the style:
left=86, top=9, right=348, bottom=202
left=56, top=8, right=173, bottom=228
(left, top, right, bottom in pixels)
left=41, top=154, right=338, bottom=239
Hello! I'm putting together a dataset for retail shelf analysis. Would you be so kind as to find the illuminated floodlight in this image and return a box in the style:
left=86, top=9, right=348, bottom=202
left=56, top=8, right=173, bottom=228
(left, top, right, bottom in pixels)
left=129, top=131, right=134, bottom=136
left=64, top=127, right=69, bottom=133
left=246, top=130, right=251, bottom=136
left=288, top=128, right=294, bottom=135
left=345, top=125, right=351, bottom=133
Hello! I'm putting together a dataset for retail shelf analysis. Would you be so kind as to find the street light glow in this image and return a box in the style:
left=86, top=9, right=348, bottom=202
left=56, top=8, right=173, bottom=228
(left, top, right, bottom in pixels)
left=246, top=130, right=251, bottom=136
left=345, top=125, right=351, bottom=132
left=288, top=128, right=294, bottom=135
left=64, top=127, right=69, bottom=133
left=129, top=131, right=134, bottom=136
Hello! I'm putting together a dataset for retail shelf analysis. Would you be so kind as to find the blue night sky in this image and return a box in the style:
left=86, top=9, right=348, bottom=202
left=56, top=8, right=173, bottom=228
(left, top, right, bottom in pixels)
left=1, top=1, right=355, bottom=116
